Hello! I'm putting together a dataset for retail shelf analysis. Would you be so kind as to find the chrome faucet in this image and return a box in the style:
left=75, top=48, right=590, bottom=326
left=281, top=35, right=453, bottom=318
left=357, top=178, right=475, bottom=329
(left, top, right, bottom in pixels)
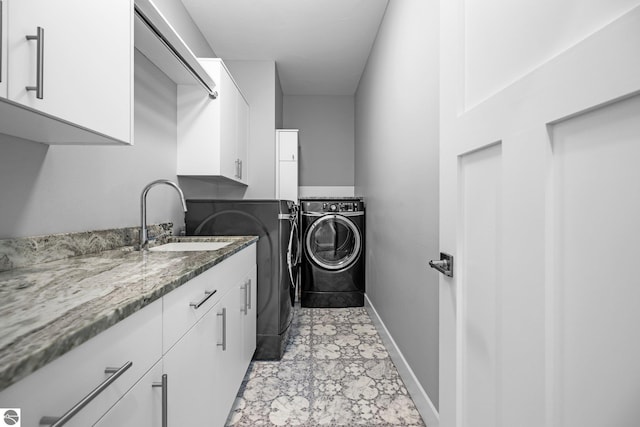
left=140, top=179, right=188, bottom=250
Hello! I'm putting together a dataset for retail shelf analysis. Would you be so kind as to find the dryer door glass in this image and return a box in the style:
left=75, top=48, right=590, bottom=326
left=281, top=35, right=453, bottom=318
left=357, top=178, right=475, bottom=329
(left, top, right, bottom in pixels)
left=305, top=215, right=361, bottom=270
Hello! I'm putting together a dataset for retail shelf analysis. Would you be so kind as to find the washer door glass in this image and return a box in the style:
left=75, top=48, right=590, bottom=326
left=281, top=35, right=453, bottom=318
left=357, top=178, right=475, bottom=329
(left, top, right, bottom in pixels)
left=305, top=215, right=361, bottom=270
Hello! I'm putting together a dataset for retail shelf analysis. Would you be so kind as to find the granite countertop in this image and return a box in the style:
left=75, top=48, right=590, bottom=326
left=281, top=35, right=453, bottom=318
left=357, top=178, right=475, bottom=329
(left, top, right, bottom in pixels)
left=0, top=235, right=258, bottom=392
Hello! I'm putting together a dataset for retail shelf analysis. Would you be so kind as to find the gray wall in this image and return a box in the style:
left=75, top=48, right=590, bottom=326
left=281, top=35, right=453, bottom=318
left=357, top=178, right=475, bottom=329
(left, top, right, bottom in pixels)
left=275, top=67, right=284, bottom=129
left=354, top=0, right=440, bottom=409
left=179, top=61, right=283, bottom=200
left=0, top=52, right=185, bottom=238
left=283, top=96, right=354, bottom=186
left=151, top=0, right=216, bottom=57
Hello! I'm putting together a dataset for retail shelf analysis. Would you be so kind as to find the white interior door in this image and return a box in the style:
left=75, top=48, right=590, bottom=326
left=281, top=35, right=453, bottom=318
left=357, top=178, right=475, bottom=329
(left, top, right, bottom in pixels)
left=0, top=0, right=7, bottom=98
left=438, top=2, right=640, bottom=427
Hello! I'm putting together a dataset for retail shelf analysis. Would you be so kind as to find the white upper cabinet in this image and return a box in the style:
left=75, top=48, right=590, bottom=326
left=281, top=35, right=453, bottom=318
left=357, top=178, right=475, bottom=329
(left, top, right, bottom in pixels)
left=0, top=0, right=133, bottom=144
left=276, top=129, right=299, bottom=201
left=236, top=86, right=250, bottom=183
left=278, top=130, right=298, bottom=161
left=177, top=58, right=249, bottom=185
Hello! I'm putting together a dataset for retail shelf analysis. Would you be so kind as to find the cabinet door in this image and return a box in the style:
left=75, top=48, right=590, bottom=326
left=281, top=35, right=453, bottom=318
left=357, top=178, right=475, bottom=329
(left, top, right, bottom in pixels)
left=93, top=362, right=163, bottom=427
left=278, top=160, right=299, bottom=202
left=219, top=67, right=239, bottom=181
left=241, top=266, right=258, bottom=364
left=278, top=130, right=298, bottom=161
left=177, top=83, right=222, bottom=176
left=162, top=264, right=225, bottom=354
left=163, top=299, right=225, bottom=427
left=7, top=0, right=133, bottom=143
left=215, top=285, right=245, bottom=424
left=236, top=91, right=249, bottom=184
left=177, top=58, right=249, bottom=183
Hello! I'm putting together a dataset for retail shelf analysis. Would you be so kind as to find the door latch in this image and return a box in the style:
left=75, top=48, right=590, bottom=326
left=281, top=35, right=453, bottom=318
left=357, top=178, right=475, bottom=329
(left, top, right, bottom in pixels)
left=429, top=252, right=454, bottom=277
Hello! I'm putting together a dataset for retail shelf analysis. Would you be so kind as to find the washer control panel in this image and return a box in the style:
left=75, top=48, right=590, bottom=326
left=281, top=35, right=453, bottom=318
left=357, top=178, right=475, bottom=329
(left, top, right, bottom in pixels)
left=301, top=199, right=363, bottom=213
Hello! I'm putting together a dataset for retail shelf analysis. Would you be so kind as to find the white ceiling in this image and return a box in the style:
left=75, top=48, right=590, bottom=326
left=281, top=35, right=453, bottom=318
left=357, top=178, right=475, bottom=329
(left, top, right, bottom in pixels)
left=180, top=0, right=389, bottom=95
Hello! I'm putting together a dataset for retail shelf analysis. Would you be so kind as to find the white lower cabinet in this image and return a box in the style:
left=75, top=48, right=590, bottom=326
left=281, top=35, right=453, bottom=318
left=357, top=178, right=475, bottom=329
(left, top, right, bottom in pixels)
left=95, top=250, right=257, bottom=427
left=163, top=303, right=222, bottom=426
left=0, top=298, right=162, bottom=427
left=0, top=243, right=257, bottom=427
left=163, top=254, right=256, bottom=427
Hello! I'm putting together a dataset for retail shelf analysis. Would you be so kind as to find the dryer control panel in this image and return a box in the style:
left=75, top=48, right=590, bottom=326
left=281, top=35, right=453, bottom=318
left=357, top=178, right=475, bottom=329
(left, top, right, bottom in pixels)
left=300, top=199, right=364, bottom=213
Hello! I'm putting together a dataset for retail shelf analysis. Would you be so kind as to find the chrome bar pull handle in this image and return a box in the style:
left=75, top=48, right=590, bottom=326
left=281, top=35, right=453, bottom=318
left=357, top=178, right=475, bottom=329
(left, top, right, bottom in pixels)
left=152, top=374, right=168, bottom=427
left=246, top=279, right=252, bottom=310
left=189, top=289, right=217, bottom=309
left=239, top=160, right=243, bottom=179
left=240, top=283, right=248, bottom=315
left=39, top=361, right=133, bottom=426
left=26, top=26, right=44, bottom=99
left=217, top=308, right=227, bottom=351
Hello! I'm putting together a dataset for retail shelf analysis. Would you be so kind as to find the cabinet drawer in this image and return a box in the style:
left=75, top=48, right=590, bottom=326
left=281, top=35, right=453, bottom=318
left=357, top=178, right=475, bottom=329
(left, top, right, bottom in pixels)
left=162, top=244, right=256, bottom=353
left=94, top=360, right=163, bottom=427
left=0, top=298, right=162, bottom=427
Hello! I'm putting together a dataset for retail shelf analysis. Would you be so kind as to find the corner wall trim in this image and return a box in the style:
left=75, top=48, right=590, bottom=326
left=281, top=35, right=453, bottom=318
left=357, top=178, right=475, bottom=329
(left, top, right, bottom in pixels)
left=365, top=294, right=440, bottom=427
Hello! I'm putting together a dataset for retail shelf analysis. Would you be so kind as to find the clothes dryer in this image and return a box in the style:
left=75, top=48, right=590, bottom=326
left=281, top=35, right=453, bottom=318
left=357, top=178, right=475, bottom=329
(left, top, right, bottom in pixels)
left=185, top=199, right=298, bottom=360
left=300, top=198, right=365, bottom=307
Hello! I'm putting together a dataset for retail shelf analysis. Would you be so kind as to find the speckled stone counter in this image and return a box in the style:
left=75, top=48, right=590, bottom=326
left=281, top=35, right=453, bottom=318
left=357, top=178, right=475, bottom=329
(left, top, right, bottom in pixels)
left=0, top=223, right=173, bottom=272
left=0, top=234, right=258, bottom=391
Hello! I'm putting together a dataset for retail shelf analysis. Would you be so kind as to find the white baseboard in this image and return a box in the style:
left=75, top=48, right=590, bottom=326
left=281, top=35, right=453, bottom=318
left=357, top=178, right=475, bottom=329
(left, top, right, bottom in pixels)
left=298, top=186, right=355, bottom=198
left=365, top=294, right=440, bottom=427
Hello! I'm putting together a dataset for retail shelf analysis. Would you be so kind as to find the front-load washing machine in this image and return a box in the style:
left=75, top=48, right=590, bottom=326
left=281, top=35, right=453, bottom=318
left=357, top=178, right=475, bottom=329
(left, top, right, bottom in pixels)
left=300, top=198, right=365, bottom=307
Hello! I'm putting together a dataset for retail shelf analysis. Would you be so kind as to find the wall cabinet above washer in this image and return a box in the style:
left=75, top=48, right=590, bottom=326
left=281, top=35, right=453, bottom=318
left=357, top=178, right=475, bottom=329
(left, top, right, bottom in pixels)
left=0, top=0, right=134, bottom=145
left=177, top=58, right=250, bottom=186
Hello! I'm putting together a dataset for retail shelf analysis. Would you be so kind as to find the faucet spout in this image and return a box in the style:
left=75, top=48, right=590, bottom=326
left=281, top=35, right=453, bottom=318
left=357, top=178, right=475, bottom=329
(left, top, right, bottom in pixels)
left=140, top=179, right=188, bottom=250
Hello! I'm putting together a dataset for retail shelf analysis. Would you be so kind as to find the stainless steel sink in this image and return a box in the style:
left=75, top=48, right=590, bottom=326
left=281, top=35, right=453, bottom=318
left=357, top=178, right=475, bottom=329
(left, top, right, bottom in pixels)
left=148, top=241, right=232, bottom=252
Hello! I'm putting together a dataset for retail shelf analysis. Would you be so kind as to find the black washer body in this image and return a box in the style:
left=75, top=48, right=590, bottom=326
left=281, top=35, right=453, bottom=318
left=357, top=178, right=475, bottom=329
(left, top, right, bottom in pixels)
left=300, top=198, right=365, bottom=307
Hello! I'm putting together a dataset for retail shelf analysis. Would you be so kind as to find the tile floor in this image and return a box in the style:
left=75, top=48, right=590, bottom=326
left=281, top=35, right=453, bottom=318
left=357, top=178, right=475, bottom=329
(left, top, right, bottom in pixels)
left=225, top=306, right=426, bottom=426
